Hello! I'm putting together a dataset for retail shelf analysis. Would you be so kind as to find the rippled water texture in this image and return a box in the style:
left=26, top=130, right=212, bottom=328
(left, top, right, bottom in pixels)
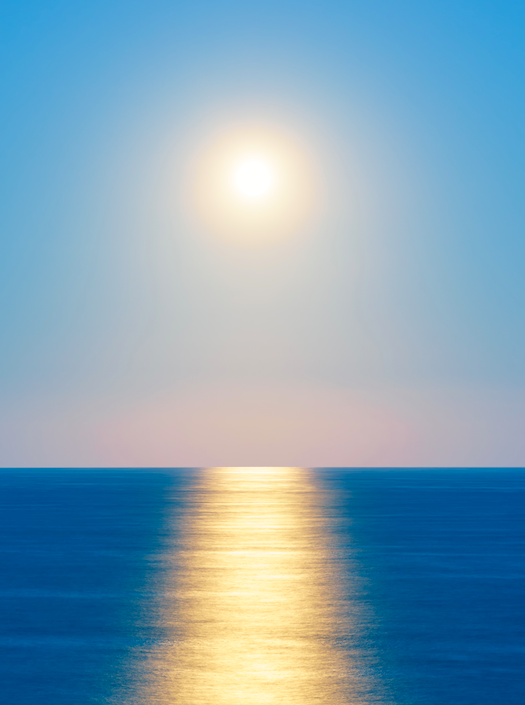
left=0, top=468, right=524, bottom=705
left=132, top=467, right=385, bottom=704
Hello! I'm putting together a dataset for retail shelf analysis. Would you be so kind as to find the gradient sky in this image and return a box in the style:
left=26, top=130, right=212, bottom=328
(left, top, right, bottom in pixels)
left=1, top=0, right=524, bottom=466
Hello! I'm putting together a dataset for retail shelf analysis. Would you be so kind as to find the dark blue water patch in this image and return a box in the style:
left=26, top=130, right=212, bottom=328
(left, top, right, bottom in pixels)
left=0, top=469, right=194, bottom=704
left=315, top=469, right=525, bottom=705
left=0, top=468, right=523, bottom=704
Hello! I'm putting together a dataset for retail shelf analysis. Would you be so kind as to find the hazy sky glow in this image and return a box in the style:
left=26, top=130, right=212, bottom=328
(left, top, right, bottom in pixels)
left=1, top=1, right=524, bottom=466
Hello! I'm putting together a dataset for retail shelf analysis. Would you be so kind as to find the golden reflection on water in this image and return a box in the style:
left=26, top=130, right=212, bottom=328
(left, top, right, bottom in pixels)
left=136, top=467, right=383, bottom=705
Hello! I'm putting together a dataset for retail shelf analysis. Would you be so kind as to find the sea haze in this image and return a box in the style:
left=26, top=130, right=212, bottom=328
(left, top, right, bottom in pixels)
left=0, top=468, right=523, bottom=704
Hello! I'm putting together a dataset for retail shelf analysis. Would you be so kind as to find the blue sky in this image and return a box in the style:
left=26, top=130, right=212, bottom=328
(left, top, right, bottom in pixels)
left=1, top=1, right=524, bottom=465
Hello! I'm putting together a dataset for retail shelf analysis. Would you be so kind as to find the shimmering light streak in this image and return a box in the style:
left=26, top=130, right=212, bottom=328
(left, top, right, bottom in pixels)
left=131, top=467, right=385, bottom=705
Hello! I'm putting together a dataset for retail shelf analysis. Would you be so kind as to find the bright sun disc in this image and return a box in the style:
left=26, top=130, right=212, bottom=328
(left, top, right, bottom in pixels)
left=187, top=124, right=319, bottom=243
left=232, top=157, right=276, bottom=201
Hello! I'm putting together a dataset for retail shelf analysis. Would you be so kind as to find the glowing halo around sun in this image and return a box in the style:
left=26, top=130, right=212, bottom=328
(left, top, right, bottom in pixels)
left=186, top=125, right=319, bottom=244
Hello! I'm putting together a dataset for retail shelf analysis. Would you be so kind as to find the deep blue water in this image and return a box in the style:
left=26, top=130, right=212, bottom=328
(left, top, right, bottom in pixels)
left=0, top=469, right=523, bottom=704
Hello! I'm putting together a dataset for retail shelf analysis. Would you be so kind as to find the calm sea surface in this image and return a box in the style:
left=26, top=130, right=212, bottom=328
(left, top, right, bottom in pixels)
left=0, top=468, right=523, bottom=704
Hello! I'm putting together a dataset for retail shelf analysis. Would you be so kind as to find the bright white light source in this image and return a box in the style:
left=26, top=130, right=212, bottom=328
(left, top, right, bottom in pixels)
left=232, top=158, right=276, bottom=202
left=186, top=124, right=319, bottom=243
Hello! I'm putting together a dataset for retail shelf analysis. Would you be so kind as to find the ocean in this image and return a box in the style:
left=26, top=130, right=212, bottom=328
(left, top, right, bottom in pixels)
left=0, top=468, right=523, bottom=704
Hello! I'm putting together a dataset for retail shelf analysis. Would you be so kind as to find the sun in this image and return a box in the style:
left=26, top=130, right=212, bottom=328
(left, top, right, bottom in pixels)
left=186, top=124, right=318, bottom=243
left=231, top=156, right=277, bottom=202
